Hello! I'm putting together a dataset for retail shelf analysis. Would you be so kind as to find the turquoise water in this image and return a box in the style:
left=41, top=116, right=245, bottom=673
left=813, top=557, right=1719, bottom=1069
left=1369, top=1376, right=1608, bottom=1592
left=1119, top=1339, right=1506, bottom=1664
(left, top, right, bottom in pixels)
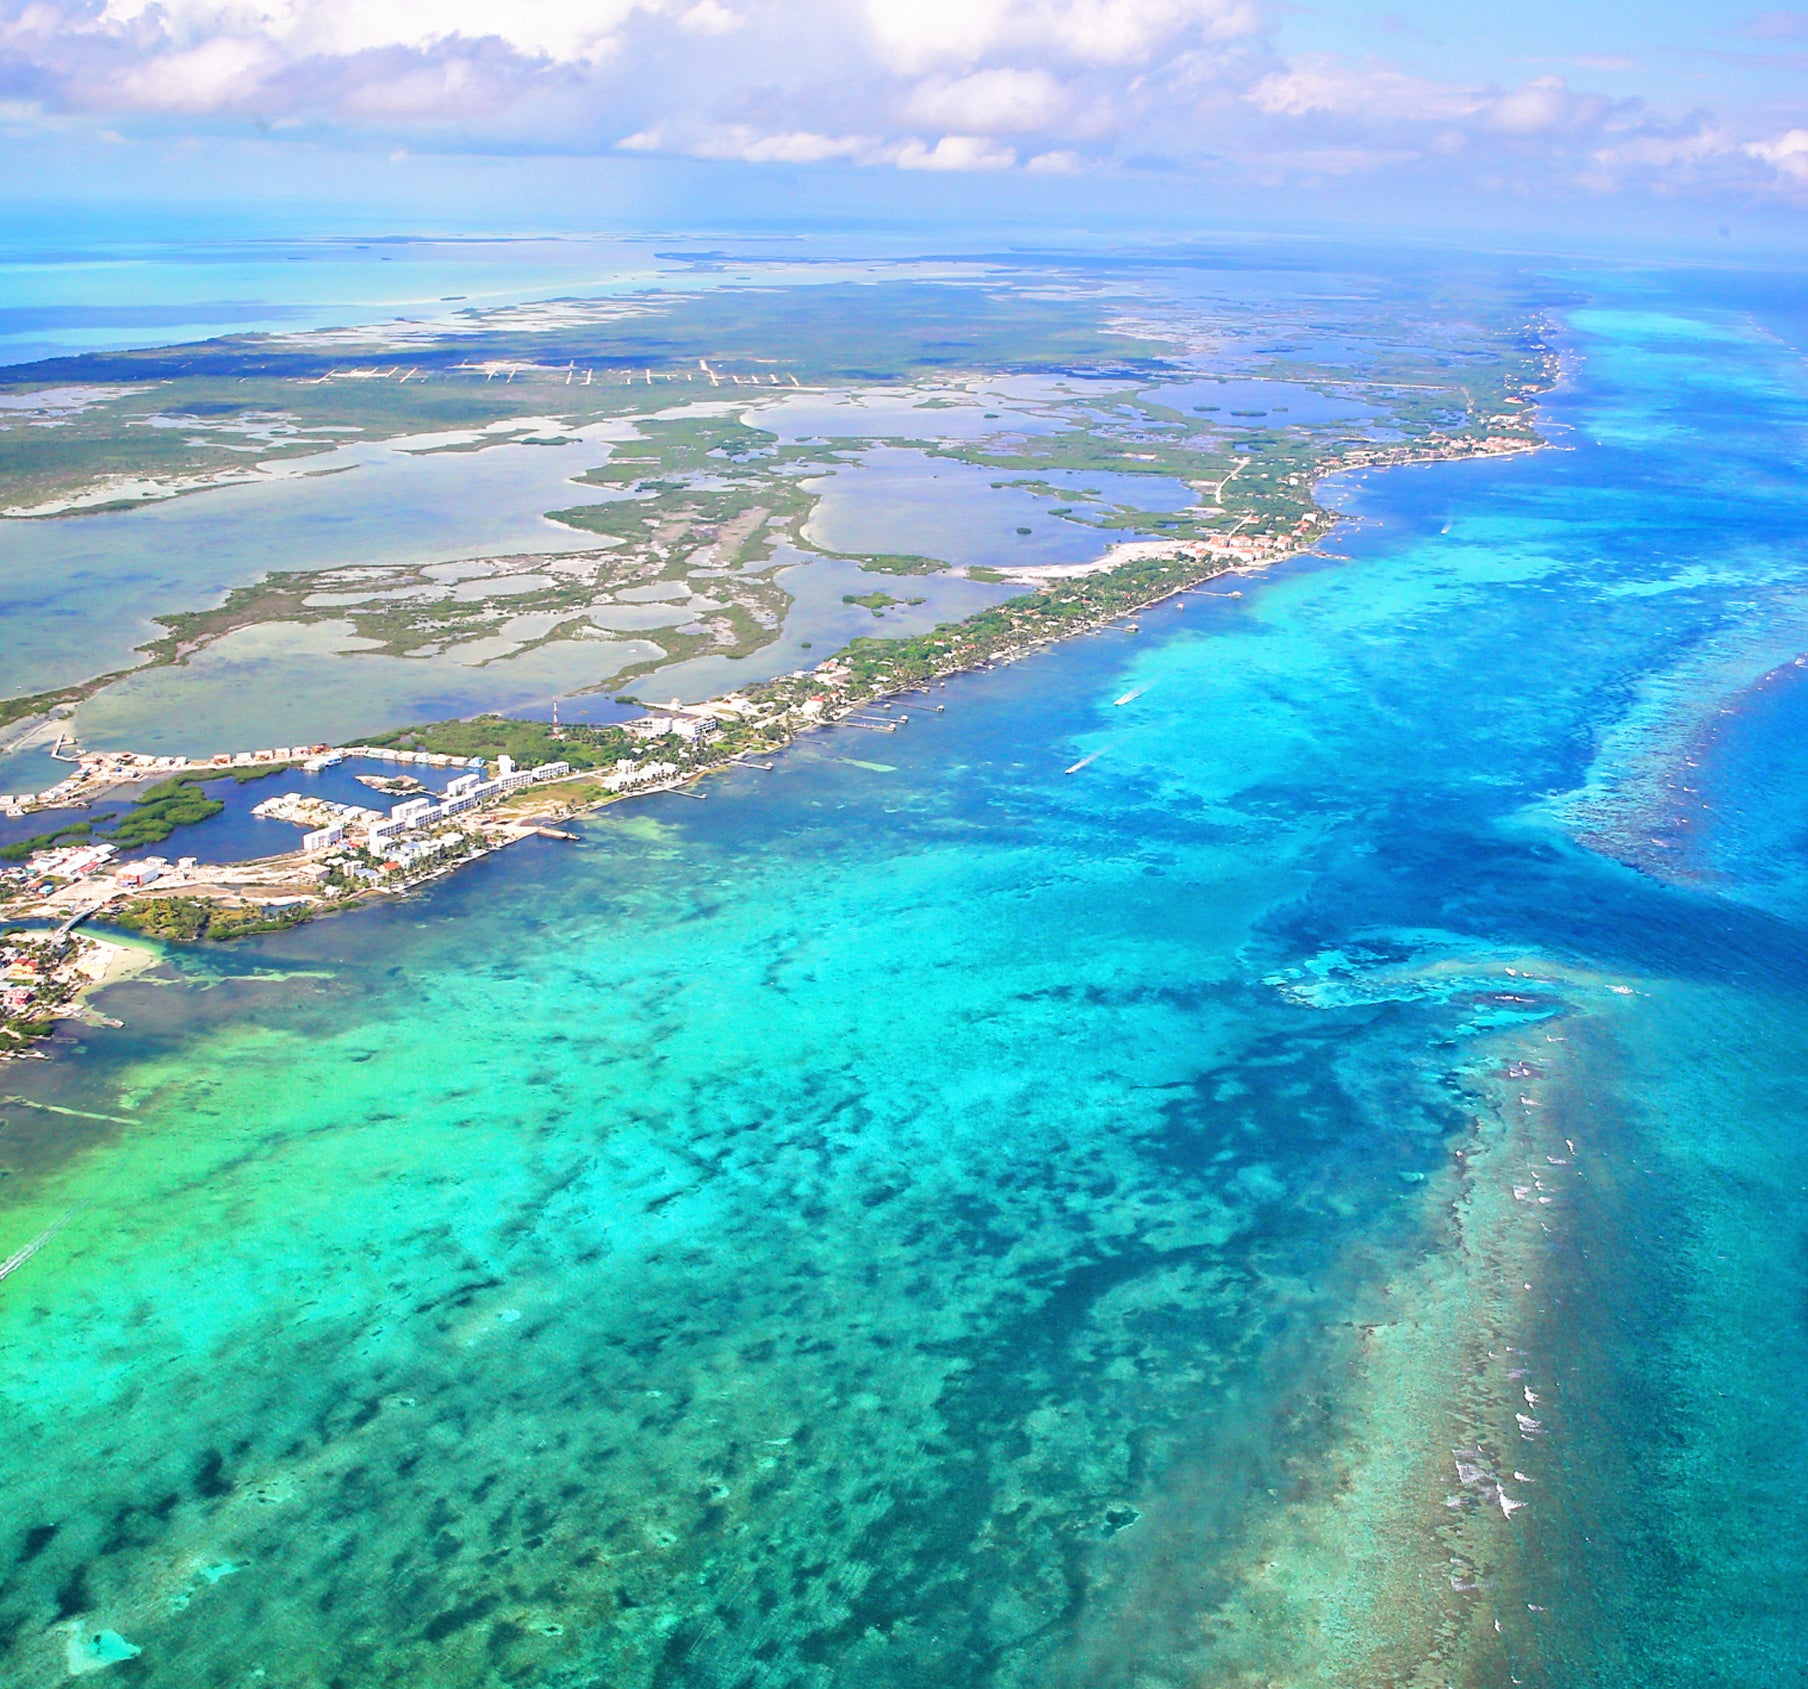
left=2, top=280, right=1808, bottom=1686
left=0, top=234, right=982, bottom=367
left=0, top=234, right=680, bottom=365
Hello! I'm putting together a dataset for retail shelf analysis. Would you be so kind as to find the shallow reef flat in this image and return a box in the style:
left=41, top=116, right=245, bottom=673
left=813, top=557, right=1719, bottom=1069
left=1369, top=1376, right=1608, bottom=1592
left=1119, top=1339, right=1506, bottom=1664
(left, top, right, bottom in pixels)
left=0, top=747, right=1607, bottom=1689
left=1, top=276, right=1807, bottom=1687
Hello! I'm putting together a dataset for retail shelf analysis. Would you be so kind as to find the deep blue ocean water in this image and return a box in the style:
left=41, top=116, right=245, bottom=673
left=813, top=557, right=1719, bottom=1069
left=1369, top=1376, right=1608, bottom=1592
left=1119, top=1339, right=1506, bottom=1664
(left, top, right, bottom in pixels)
left=0, top=266, right=1806, bottom=1685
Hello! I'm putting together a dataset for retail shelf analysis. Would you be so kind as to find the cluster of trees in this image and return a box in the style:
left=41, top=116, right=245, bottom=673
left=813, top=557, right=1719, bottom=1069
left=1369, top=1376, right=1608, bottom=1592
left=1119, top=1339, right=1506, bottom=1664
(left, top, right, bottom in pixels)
left=363, top=715, right=635, bottom=773
left=107, top=778, right=225, bottom=846
left=112, top=896, right=311, bottom=942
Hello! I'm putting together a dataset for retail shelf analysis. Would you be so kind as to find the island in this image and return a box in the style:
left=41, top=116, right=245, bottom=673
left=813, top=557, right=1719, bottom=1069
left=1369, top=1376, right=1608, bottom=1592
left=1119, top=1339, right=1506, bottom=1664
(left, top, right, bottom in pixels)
left=0, top=259, right=1556, bottom=1056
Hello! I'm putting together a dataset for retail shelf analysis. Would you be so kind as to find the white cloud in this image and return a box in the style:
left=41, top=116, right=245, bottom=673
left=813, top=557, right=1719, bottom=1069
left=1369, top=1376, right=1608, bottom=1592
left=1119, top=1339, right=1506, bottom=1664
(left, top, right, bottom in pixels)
left=1246, top=61, right=1610, bottom=137
left=1742, top=129, right=1808, bottom=189
left=619, top=120, right=1017, bottom=170
left=1746, top=128, right=1808, bottom=180
left=1594, top=126, right=1732, bottom=173
left=905, top=68, right=1069, bottom=133
left=0, top=0, right=1802, bottom=208
left=864, top=0, right=1257, bottom=74
left=697, top=126, right=874, bottom=163
left=338, top=58, right=483, bottom=120
left=1483, top=76, right=1605, bottom=137
left=678, top=0, right=742, bottom=33
left=892, top=132, right=1016, bottom=169
left=92, top=0, right=661, bottom=64
left=110, top=36, right=280, bottom=111
left=1247, top=59, right=1478, bottom=123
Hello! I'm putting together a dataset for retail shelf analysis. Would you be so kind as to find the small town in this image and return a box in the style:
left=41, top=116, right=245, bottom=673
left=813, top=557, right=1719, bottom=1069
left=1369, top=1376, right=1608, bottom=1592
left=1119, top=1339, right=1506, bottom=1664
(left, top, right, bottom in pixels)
left=0, top=455, right=1542, bottom=1061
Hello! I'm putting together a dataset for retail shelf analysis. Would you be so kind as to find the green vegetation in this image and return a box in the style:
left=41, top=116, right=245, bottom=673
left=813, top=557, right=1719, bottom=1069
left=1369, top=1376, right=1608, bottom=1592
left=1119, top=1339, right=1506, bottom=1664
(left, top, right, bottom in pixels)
left=842, top=591, right=924, bottom=614
left=828, top=553, right=949, bottom=577
left=0, top=678, right=135, bottom=732
left=219, top=763, right=288, bottom=784
left=106, top=778, right=226, bottom=846
left=0, top=281, right=1165, bottom=517
left=77, top=427, right=808, bottom=691
left=573, top=416, right=832, bottom=484
left=4, top=764, right=285, bottom=860
left=0, top=266, right=1554, bottom=754
left=823, top=553, right=1219, bottom=691
left=0, top=1011, right=52, bottom=1050
left=0, top=933, right=76, bottom=1046
left=205, top=903, right=318, bottom=940
left=363, top=715, right=634, bottom=772
left=0, top=818, right=112, bottom=863
left=108, top=896, right=212, bottom=940
left=0, top=759, right=315, bottom=874
left=110, top=895, right=315, bottom=942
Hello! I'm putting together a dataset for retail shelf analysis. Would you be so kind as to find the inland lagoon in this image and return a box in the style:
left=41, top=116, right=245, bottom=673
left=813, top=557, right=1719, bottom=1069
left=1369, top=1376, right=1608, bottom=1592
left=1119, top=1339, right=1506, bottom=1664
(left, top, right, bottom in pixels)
left=2, top=274, right=1807, bottom=1687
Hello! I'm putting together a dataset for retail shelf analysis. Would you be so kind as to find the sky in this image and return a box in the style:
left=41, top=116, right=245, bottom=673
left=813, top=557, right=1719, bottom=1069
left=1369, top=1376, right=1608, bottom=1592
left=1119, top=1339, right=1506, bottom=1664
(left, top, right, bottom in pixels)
left=3, top=1, right=1808, bottom=244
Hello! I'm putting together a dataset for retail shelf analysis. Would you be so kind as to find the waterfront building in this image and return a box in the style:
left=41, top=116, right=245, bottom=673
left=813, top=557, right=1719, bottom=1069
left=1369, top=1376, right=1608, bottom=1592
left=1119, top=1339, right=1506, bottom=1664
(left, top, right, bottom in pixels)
left=433, top=785, right=495, bottom=820
left=601, top=759, right=678, bottom=792
left=623, top=712, right=718, bottom=743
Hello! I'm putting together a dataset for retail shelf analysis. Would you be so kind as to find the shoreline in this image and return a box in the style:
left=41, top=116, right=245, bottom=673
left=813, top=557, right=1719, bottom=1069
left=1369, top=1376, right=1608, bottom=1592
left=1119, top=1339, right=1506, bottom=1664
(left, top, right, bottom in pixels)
left=1, top=428, right=1546, bottom=1061
left=0, top=929, right=161, bottom=1062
